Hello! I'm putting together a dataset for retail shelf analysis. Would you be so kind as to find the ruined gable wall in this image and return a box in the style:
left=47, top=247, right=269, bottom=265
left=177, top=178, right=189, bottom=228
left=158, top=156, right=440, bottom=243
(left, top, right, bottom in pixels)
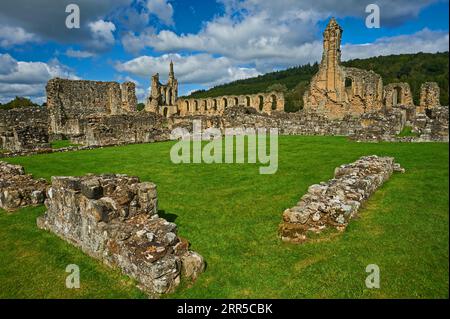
left=46, top=78, right=137, bottom=135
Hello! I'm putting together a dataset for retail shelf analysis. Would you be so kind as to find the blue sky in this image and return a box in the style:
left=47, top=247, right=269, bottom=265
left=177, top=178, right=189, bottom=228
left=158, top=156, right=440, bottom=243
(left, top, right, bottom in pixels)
left=0, top=0, right=448, bottom=103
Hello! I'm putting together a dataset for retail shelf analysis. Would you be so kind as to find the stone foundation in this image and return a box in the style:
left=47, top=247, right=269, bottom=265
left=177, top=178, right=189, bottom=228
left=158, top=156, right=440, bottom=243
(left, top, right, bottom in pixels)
left=0, top=161, right=48, bottom=211
left=279, top=156, right=404, bottom=243
left=37, top=174, right=204, bottom=297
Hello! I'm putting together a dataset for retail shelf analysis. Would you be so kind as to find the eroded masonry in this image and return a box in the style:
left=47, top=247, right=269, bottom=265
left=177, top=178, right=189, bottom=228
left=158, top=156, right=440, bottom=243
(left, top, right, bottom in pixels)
left=279, top=155, right=405, bottom=243
left=1, top=19, right=447, bottom=155
left=37, top=174, right=204, bottom=297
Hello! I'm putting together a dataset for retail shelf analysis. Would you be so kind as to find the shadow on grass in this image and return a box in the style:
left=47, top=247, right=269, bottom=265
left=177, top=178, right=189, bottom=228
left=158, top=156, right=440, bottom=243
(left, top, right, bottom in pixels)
left=158, top=210, right=178, bottom=222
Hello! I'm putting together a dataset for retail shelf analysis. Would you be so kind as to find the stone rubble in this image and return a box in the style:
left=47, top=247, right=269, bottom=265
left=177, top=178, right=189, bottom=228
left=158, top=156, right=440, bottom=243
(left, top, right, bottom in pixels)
left=279, top=155, right=405, bottom=243
left=37, top=174, right=204, bottom=297
left=0, top=161, right=48, bottom=211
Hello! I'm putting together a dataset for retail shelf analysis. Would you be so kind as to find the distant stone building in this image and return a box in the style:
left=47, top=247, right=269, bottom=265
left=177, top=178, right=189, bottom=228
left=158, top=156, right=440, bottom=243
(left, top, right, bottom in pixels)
left=303, top=18, right=384, bottom=119
left=145, top=61, right=179, bottom=117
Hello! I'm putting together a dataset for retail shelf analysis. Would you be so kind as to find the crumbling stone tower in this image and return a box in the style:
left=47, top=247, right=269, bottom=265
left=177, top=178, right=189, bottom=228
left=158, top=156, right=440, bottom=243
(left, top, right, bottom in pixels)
left=303, top=18, right=383, bottom=119
left=146, top=61, right=179, bottom=116
left=322, top=18, right=344, bottom=102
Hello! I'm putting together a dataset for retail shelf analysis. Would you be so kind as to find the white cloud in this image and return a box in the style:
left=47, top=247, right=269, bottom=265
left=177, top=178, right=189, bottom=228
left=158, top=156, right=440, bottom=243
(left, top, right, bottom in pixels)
left=0, top=53, right=18, bottom=74
left=146, top=0, right=174, bottom=26
left=0, top=54, right=79, bottom=103
left=115, top=53, right=260, bottom=86
left=0, top=1, right=130, bottom=43
left=66, top=49, right=96, bottom=59
left=0, top=25, right=37, bottom=48
left=342, top=28, right=450, bottom=60
left=88, top=20, right=117, bottom=51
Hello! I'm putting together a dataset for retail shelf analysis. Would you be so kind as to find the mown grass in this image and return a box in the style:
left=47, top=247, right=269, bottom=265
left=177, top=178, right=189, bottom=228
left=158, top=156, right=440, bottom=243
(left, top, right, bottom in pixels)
left=397, top=126, right=420, bottom=137
left=1, top=136, right=448, bottom=298
left=50, top=139, right=80, bottom=149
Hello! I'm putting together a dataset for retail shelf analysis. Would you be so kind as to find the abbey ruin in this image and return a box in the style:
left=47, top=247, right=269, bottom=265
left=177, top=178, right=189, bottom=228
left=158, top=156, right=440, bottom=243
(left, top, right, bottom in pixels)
left=1, top=18, right=447, bottom=157
left=0, top=18, right=448, bottom=297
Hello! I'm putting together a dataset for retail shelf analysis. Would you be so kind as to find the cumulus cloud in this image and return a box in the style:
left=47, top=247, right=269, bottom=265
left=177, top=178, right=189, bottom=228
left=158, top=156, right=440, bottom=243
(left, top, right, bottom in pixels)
left=218, top=0, right=440, bottom=26
left=0, top=25, right=38, bottom=48
left=0, top=54, right=79, bottom=103
left=87, top=20, right=117, bottom=51
left=0, top=54, right=18, bottom=75
left=115, top=53, right=260, bottom=86
left=0, top=0, right=130, bottom=51
left=342, top=28, right=450, bottom=60
left=146, top=0, right=175, bottom=26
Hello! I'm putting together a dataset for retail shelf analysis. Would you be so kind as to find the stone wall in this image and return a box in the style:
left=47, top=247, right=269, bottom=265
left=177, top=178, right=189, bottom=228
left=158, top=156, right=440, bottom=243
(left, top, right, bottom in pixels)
left=383, top=82, right=415, bottom=110
left=279, top=156, right=404, bottom=243
left=0, top=161, right=48, bottom=211
left=37, top=174, right=204, bottom=297
left=411, top=106, right=449, bottom=142
left=418, top=82, right=441, bottom=114
left=0, top=107, right=50, bottom=152
left=303, top=19, right=384, bottom=119
left=70, top=113, right=170, bottom=147
left=46, top=78, right=137, bottom=135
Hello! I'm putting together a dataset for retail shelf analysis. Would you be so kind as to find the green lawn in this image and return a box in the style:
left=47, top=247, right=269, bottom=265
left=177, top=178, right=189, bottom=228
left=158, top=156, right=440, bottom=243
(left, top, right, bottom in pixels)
left=0, top=136, right=448, bottom=298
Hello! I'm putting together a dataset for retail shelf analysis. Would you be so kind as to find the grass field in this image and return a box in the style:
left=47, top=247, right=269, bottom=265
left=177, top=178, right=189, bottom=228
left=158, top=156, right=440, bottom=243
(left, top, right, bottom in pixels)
left=0, top=136, right=448, bottom=299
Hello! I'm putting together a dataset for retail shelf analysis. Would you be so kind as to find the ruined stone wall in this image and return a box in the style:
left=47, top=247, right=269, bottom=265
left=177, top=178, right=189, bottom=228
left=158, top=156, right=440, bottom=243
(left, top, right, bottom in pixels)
left=70, top=113, right=170, bottom=147
left=37, top=174, right=204, bottom=297
left=46, top=78, right=137, bottom=135
left=0, top=161, right=48, bottom=211
left=279, top=156, right=404, bottom=243
left=411, top=106, right=449, bottom=142
left=303, top=19, right=384, bottom=119
left=418, top=82, right=441, bottom=114
left=0, top=107, right=50, bottom=152
left=383, top=82, right=415, bottom=110
left=175, top=92, right=285, bottom=118
left=169, top=107, right=392, bottom=138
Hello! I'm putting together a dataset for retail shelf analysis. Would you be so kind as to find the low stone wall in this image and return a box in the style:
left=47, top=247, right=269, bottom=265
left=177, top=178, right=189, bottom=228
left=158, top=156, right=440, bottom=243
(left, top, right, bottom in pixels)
left=69, top=113, right=170, bottom=147
left=37, top=174, right=204, bottom=297
left=279, top=156, right=404, bottom=243
left=0, top=161, right=48, bottom=211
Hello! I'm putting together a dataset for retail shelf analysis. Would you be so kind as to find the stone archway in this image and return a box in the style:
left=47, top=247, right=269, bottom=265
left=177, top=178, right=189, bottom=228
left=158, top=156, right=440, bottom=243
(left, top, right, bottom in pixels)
left=163, top=107, right=168, bottom=117
left=234, top=97, right=239, bottom=106
left=258, top=96, right=264, bottom=111
left=393, top=86, right=402, bottom=105
left=271, top=95, right=277, bottom=110
left=246, top=96, right=251, bottom=107
left=222, top=98, right=228, bottom=109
